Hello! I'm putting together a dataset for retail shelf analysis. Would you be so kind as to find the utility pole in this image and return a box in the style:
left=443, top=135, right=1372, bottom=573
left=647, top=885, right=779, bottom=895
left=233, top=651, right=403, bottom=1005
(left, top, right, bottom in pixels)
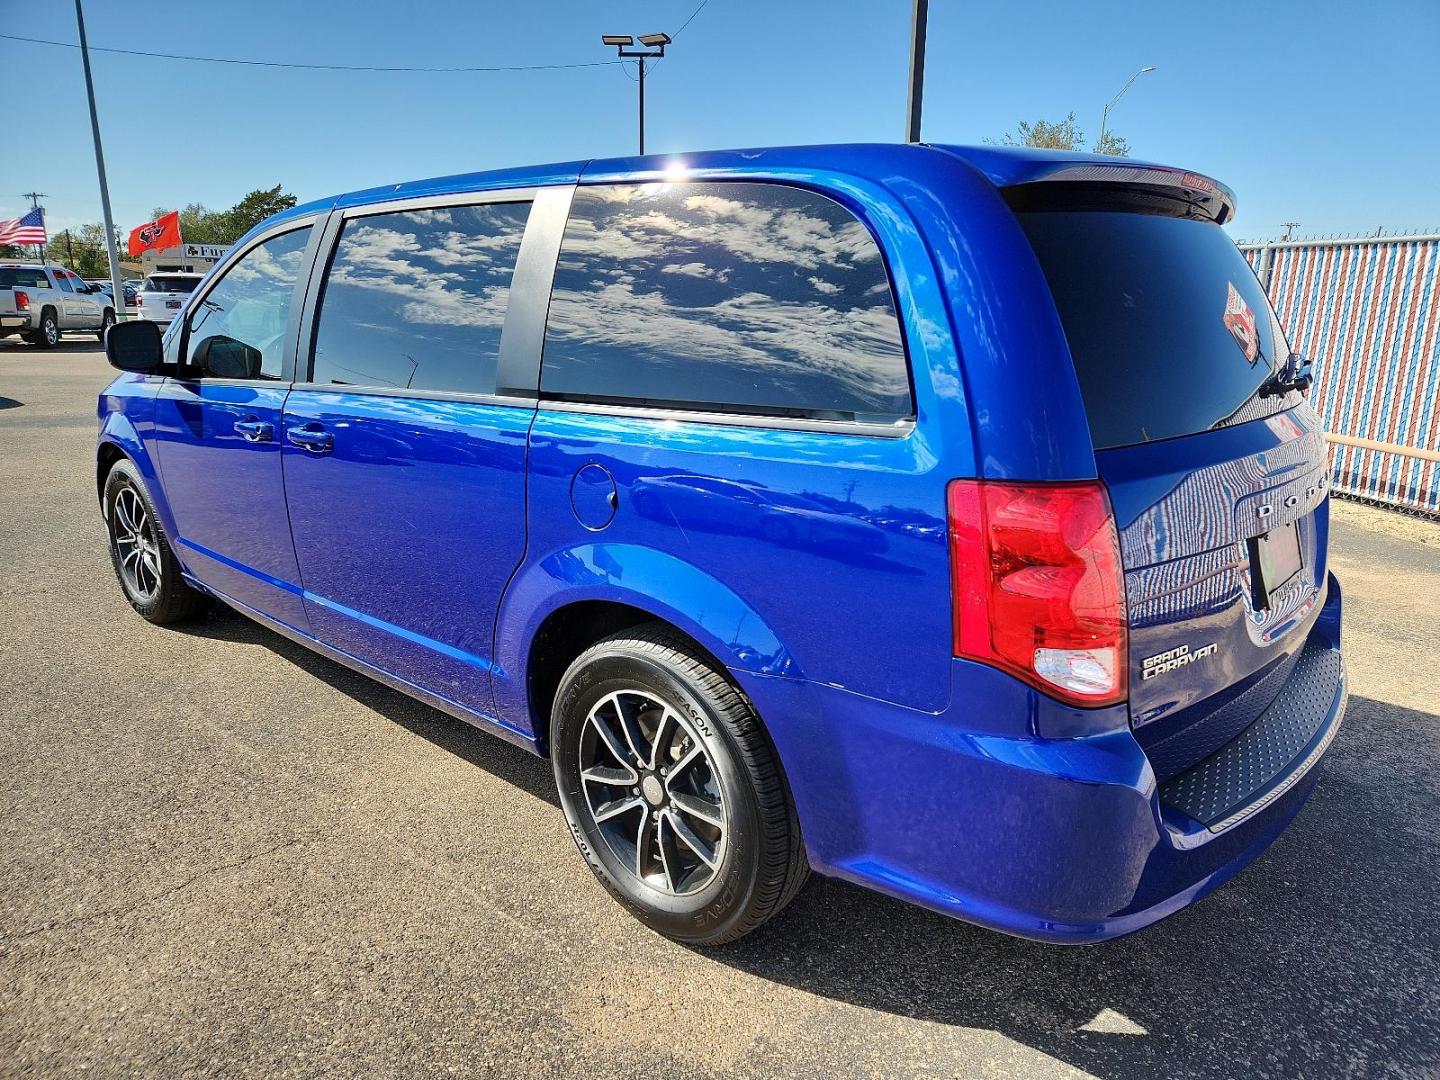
left=906, top=0, right=929, bottom=143
left=74, top=0, right=126, bottom=319
left=1282, top=222, right=1299, bottom=241
left=21, top=192, right=48, bottom=262
left=602, top=33, right=672, bottom=155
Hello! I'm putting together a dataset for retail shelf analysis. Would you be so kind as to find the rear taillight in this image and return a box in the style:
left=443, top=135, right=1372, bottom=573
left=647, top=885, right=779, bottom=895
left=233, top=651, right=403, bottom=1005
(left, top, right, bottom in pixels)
left=948, top=480, right=1128, bottom=707
left=14, top=290, right=28, bottom=310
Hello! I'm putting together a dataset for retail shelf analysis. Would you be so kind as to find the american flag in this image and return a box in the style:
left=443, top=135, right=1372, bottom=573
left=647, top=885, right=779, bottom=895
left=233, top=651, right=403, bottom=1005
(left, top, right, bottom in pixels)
left=0, top=208, right=47, bottom=246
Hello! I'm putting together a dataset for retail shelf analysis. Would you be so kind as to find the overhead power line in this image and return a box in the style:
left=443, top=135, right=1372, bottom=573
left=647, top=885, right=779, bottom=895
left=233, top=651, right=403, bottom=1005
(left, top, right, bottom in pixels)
left=0, top=33, right=623, bottom=73
left=673, top=0, right=710, bottom=38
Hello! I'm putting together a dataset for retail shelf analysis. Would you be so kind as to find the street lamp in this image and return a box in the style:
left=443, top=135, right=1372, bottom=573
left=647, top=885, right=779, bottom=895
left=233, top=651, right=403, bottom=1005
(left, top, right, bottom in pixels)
left=1098, top=65, right=1155, bottom=152
left=602, top=32, right=672, bottom=155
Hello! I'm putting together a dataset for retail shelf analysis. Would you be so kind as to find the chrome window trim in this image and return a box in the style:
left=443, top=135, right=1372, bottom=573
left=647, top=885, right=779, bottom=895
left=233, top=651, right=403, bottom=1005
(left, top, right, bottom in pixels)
left=286, top=382, right=537, bottom=410
left=537, top=397, right=915, bottom=439
left=336, top=186, right=540, bottom=220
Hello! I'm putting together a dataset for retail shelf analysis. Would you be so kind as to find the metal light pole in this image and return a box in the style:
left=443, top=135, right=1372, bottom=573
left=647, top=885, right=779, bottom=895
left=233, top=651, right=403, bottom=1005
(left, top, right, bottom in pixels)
left=74, top=0, right=126, bottom=318
left=1098, top=65, right=1155, bottom=152
left=906, top=0, right=929, bottom=143
left=603, top=33, right=672, bottom=155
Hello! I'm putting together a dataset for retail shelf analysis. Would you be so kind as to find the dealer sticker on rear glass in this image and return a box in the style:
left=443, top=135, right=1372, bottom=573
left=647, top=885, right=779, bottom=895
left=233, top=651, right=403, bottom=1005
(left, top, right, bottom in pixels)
left=1223, top=281, right=1260, bottom=364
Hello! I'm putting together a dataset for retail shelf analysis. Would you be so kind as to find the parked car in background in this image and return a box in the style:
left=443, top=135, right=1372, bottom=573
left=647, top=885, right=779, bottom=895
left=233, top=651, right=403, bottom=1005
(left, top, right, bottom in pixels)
left=95, top=144, right=1347, bottom=947
left=0, top=262, right=114, bottom=345
left=134, top=272, right=204, bottom=326
left=86, top=279, right=141, bottom=313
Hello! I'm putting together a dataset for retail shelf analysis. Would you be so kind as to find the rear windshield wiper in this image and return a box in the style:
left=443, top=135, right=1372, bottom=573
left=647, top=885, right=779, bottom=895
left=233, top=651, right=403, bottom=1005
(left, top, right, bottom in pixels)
left=1259, top=352, right=1313, bottom=398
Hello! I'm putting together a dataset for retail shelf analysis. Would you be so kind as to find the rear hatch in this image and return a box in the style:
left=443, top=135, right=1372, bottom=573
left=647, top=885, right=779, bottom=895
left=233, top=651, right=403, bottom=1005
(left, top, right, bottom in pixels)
left=139, top=275, right=201, bottom=319
left=1008, top=177, right=1330, bottom=781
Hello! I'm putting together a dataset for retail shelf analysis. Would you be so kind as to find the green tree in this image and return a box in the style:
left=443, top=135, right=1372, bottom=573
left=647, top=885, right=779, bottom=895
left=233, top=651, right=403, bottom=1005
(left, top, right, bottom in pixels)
left=991, top=111, right=1130, bottom=156
left=1093, top=129, right=1131, bottom=156
left=46, top=222, right=126, bottom=277
left=148, top=186, right=298, bottom=246
left=218, top=185, right=298, bottom=241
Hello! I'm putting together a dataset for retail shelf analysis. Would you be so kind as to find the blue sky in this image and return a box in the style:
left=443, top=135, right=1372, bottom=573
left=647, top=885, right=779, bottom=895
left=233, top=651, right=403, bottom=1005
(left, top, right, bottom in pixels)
left=3, top=0, right=1438, bottom=242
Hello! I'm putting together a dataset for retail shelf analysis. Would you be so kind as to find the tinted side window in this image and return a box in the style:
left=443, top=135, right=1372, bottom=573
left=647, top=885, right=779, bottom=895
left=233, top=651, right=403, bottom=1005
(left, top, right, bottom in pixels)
left=309, top=201, right=532, bottom=395
left=541, top=182, right=910, bottom=422
left=55, top=273, right=75, bottom=293
left=186, top=226, right=312, bottom=380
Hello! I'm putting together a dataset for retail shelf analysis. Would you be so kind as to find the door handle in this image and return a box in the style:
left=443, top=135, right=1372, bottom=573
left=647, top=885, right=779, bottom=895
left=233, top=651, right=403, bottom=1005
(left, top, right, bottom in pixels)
left=234, top=418, right=274, bottom=444
left=286, top=425, right=335, bottom=453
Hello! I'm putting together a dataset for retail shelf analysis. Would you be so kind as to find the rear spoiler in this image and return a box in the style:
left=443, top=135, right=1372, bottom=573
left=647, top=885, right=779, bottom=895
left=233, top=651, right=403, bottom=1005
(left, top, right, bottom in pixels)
left=1003, top=163, right=1237, bottom=225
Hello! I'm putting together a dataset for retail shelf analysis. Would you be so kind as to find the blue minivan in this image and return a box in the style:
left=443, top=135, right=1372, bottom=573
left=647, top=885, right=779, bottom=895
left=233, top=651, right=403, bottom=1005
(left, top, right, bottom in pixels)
left=97, top=144, right=1347, bottom=945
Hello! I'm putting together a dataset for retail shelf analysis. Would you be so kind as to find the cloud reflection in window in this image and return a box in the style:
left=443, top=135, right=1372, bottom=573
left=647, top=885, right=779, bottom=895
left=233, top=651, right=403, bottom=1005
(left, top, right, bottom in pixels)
left=311, top=202, right=531, bottom=394
left=541, top=183, right=910, bottom=422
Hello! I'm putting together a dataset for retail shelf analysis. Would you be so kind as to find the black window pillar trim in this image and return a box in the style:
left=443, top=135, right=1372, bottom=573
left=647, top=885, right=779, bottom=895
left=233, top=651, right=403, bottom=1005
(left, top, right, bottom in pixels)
left=496, top=184, right=575, bottom=399
left=293, top=208, right=344, bottom=387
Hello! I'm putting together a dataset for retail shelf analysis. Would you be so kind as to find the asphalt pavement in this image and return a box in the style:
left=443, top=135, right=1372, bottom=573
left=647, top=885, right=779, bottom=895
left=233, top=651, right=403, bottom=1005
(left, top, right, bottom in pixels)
left=2, top=340, right=1438, bottom=1079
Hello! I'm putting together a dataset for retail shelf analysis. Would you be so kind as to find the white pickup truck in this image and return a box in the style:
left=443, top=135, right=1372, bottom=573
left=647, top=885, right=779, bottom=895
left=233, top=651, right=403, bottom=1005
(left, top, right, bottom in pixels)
left=0, top=262, right=115, bottom=347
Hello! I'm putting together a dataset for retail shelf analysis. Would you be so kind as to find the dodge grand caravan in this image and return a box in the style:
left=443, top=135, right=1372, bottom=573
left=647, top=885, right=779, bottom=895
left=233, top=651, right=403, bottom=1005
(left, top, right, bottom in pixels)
left=96, top=145, right=1347, bottom=946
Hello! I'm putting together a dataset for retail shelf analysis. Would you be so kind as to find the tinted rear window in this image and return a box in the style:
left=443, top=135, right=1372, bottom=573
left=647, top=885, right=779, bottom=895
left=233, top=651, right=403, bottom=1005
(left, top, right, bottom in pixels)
left=143, top=276, right=200, bottom=293
left=0, top=267, right=49, bottom=289
left=1015, top=208, right=1294, bottom=449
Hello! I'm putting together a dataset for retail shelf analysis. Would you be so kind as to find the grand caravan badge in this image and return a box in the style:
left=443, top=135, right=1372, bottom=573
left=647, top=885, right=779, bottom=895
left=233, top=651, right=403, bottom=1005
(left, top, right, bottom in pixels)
left=1142, top=642, right=1219, bottom=681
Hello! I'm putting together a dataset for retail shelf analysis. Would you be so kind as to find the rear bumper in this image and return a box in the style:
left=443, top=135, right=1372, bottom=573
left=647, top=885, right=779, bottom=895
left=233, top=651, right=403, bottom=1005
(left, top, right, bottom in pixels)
left=1, top=312, right=32, bottom=332
left=735, top=572, right=1347, bottom=944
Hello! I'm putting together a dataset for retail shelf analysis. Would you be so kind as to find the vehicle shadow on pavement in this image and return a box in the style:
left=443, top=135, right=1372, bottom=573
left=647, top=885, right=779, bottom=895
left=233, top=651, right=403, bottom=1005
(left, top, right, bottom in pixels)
left=180, top=605, right=560, bottom=809
left=170, top=605, right=1438, bottom=1077
left=714, top=692, right=1439, bottom=1079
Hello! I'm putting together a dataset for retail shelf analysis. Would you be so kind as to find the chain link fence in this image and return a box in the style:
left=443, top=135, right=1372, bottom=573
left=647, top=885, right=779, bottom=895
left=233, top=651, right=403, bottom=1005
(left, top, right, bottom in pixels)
left=1240, top=232, right=1440, bottom=518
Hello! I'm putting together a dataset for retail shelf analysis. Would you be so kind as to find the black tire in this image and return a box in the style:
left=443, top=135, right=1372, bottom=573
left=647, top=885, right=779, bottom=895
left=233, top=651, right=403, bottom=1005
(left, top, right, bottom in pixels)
left=97, top=308, right=115, bottom=342
left=552, top=623, right=809, bottom=945
left=28, top=308, right=59, bottom=349
left=103, top=458, right=207, bottom=624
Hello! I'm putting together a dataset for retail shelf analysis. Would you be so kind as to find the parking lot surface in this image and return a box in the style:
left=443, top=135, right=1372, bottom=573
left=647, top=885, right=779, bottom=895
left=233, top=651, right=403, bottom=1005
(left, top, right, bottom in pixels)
left=2, top=341, right=1438, bottom=1079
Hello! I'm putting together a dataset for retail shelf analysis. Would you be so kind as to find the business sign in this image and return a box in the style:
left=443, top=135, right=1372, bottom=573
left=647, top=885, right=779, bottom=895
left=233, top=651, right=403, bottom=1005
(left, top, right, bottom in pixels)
left=183, top=244, right=230, bottom=260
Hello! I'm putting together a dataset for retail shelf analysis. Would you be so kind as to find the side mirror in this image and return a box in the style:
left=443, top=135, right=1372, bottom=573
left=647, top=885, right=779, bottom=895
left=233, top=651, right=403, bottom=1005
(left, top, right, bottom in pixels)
left=192, top=335, right=262, bottom=380
left=104, top=319, right=164, bottom=372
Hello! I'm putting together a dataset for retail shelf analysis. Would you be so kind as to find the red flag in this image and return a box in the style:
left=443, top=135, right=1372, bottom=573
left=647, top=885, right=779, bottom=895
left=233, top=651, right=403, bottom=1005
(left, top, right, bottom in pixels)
left=128, top=211, right=182, bottom=256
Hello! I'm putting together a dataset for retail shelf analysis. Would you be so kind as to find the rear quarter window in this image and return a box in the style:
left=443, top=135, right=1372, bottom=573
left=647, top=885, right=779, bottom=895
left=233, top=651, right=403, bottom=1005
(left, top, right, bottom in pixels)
left=0, top=268, right=49, bottom=289
left=540, top=181, right=911, bottom=423
left=1014, top=207, right=1296, bottom=449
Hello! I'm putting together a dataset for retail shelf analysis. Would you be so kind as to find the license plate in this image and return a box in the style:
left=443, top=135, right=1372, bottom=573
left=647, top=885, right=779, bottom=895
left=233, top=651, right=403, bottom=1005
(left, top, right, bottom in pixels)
left=1250, top=520, right=1303, bottom=608
left=166, top=299, right=183, bottom=309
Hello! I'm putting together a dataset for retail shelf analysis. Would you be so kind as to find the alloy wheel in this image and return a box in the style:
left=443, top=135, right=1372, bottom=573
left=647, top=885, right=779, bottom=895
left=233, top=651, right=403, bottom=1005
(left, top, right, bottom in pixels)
left=43, top=317, right=59, bottom=346
left=579, top=688, right=728, bottom=896
left=112, top=485, right=161, bottom=600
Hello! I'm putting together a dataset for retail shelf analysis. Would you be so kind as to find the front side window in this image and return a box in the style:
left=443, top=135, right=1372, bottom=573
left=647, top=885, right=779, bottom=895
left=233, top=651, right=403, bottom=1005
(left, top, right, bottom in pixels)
left=185, top=226, right=312, bottom=380
left=541, top=182, right=911, bottom=423
left=308, top=201, right=532, bottom=395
